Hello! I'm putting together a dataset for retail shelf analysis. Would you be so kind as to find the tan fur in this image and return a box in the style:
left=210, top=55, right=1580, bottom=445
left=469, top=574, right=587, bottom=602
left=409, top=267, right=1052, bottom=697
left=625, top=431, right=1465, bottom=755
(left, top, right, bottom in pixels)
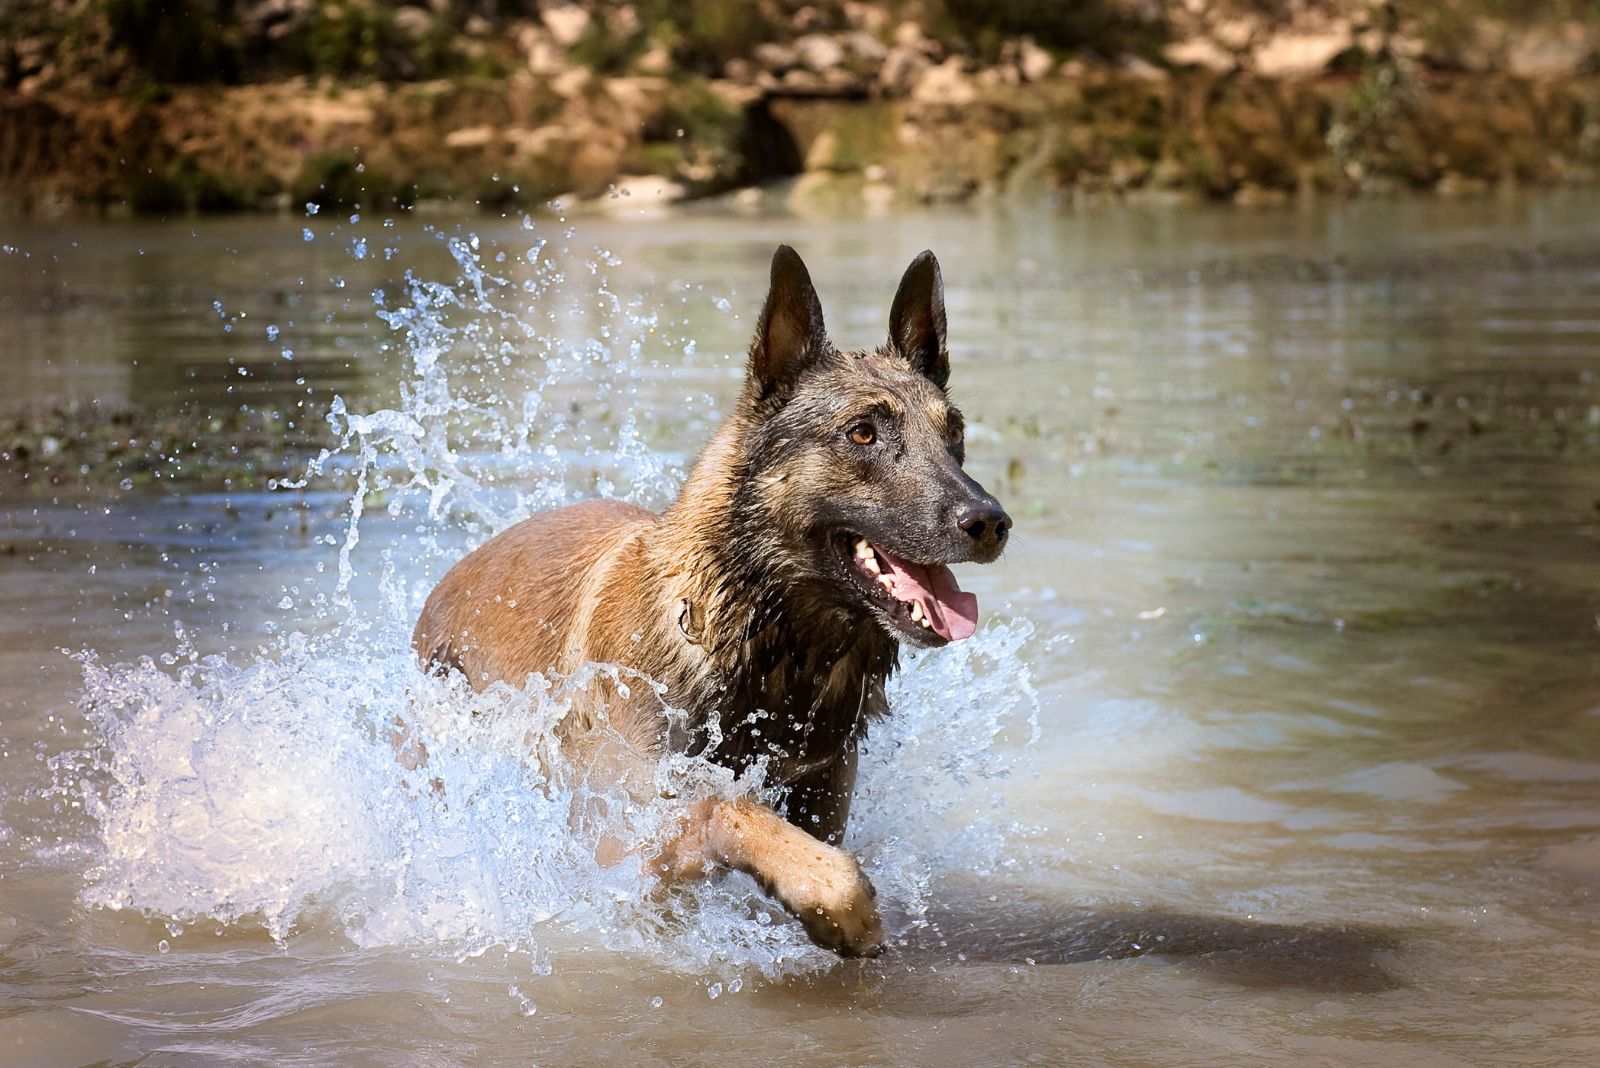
left=414, top=423, right=884, bottom=955
left=412, top=247, right=1009, bottom=958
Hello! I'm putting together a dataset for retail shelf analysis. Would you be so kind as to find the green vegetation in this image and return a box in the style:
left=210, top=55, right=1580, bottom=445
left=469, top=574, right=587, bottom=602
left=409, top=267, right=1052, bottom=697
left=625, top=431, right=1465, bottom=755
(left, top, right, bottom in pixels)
left=291, top=151, right=414, bottom=212
left=103, top=0, right=244, bottom=83
left=651, top=0, right=780, bottom=74
left=127, top=159, right=259, bottom=214
left=637, top=78, right=747, bottom=189
left=928, top=0, right=1167, bottom=61
left=100, top=0, right=508, bottom=85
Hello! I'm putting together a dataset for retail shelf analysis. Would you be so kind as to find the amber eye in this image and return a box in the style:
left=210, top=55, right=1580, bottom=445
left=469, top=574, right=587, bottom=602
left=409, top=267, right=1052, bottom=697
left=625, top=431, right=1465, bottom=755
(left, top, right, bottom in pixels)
left=848, top=423, right=876, bottom=446
left=948, top=424, right=964, bottom=446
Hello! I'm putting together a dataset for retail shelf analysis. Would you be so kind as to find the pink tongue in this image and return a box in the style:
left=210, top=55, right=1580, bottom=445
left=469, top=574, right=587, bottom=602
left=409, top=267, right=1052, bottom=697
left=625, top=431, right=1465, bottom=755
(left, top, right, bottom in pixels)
left=874, top=545, right=980, bottom=642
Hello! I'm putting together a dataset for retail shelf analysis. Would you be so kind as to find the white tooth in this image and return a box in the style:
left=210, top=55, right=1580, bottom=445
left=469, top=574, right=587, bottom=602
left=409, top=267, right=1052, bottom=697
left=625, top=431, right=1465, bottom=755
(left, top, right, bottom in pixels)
left=854, top=538, right=870, bottom=558
left=863, top=555, right=880, bottom=574
left=922, top=617, right=933, bottom=629
left=878, top=574, right=893, bottom=589
left=910, top=602, right=924, bottom=622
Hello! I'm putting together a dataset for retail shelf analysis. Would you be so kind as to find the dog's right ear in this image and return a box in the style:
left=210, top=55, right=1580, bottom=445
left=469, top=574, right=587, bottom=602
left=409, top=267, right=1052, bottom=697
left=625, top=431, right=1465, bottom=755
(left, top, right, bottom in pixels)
left=749, top=245, right=828, bottom=401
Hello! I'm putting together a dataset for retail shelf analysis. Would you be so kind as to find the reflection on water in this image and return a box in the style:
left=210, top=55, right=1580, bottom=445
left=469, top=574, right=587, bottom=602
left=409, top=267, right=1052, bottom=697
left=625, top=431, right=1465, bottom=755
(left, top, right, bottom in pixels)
left=3, top=193, right=1600, bottom=1065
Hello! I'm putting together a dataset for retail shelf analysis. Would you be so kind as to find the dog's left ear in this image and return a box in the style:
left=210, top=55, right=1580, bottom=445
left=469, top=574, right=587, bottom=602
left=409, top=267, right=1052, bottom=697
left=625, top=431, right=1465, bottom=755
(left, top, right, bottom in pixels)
left=888, top=250, right=949, bottom=390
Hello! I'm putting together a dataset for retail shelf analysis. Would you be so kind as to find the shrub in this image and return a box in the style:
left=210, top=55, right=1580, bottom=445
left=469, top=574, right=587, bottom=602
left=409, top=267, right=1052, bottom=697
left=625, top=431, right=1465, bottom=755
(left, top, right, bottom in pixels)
left=650, top=0, right=780, bottom=74
left=101, top=0, right=243, bottom=83
left=927, top=0, right=1167, bottom=61
left=126, top=159, right=255, bottom=214
left=290, top=150, right=414, bottom=211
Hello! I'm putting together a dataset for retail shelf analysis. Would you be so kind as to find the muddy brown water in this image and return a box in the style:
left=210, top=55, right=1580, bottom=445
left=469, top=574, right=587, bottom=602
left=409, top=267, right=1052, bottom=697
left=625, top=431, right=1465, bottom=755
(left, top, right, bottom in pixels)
left=2, top=193, right=1600, bottom=1065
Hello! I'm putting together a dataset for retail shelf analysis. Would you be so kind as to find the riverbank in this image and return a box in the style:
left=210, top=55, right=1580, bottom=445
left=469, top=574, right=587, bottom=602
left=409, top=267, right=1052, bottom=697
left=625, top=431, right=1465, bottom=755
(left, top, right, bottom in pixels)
left=5, top=2, right=1600, bottom=216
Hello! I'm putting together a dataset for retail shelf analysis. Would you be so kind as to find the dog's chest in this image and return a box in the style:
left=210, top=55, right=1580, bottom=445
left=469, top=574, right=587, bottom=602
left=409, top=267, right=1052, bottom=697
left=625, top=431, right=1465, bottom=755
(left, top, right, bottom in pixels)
left=684, top=634, right=890, bottom=783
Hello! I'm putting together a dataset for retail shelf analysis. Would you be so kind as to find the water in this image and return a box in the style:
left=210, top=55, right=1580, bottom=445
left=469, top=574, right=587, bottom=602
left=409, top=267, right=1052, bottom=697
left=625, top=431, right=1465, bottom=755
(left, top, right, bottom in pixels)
left=3, top=193, right=1600, bottom=1064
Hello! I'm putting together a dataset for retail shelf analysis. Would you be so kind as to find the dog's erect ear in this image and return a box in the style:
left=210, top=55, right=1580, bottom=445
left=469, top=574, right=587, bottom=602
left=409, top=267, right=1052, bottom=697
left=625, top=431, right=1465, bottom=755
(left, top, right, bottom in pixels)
left=750, top=245, right=828, bottom=398
left=888, top=250, right=949, bottom=390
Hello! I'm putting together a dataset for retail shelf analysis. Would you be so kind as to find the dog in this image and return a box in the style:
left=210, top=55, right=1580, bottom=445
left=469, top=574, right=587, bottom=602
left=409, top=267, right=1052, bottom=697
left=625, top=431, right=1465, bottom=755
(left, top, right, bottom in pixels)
left=412, top=246, right=1010, bottom=957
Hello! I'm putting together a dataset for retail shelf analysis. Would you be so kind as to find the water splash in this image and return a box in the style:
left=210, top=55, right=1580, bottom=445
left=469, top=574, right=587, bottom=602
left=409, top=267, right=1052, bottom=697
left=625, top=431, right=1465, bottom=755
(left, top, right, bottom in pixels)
left=59, top=222, right=1041, bottom=984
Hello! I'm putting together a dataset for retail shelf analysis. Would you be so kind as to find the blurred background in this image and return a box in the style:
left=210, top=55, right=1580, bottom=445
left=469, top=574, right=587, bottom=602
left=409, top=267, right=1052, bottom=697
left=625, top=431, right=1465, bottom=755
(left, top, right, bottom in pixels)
left=4, top=0, right=1600, bottom=214
left=4, top=3, right=1600, bottom=1066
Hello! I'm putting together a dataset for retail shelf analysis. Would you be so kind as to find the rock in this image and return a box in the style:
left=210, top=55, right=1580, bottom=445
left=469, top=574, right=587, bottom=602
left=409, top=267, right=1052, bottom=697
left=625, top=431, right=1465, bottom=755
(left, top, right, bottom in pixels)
left=634, top=46, right=672, bottom=75
left=1164, top=36, right=1234, bottom=72
left=516, top=24, right=567, bottom=74
left=1018, top=37, right=1055, bottom=82
left=805, top=129, right=843, bottom=171
left=843, top=1, right=887, bottom=33
left=793, top=5, right=826, bottom=33
left=862, top=178, right=895, bottom=213
left=1252, top=28, right=1355, bottom=77
left=1211, top=17, right=1259, bottom=52
left=567, top=131, right=626, bottom=195
left=911, top=58, right=977, bottom=105
left=754, top=42, right=799, bottom=73
left=842, top=30, right=888, bottom=64
left=780, top=68, right=826, bottom=93
left=551, top=66, right=591, bottom=100
left=1233, top=183, right=1290, bottom=205
left=880, top=45, right=931, bottom=95
left=1390, top=34, right=1427, bottom=60
left=722, top=58, right=758, bottom=83
left=1508, top=22, right=1594, bottom=78
left=444, top=125, right=495, bottom=149
left=893, top=20, right=930, bottom=50
left=1435, top=172, right=1491, bottom=197
left=794, top=33, right=847, bottom=73
left=505, top=125, right=567, bottom=158
left=541, top=2, right=591, bottom=49
left=591, top=174, right=686, bottom=217
left=605, top=5, right=641, bottom=40
left=1120, top=55, right=1168, bottom=82
left=392, top=6, right=433, bottom=43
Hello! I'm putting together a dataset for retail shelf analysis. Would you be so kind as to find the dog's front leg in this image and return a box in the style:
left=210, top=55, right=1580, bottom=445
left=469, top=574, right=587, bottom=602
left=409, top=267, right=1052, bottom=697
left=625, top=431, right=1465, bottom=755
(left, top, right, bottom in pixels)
left=657, top=797, right=883, bottom=958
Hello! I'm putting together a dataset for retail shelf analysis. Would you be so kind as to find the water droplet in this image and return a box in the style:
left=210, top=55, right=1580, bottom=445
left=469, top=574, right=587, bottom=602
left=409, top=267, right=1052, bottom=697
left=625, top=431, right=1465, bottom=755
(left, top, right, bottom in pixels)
left=157, top=940, right=170, bottom=954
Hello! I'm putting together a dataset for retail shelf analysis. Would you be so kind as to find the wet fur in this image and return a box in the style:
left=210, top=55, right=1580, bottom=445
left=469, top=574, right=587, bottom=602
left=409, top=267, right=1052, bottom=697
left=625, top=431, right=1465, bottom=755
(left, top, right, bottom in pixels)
left=413, top=247, right=1007, bottom=956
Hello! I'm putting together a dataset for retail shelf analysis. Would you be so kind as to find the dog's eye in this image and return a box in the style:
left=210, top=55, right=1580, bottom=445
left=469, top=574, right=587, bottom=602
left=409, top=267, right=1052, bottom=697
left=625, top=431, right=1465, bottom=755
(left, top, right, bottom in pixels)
left=948, top=424, right=964, bottom=447
left=848, top=423, right=876, bottom=446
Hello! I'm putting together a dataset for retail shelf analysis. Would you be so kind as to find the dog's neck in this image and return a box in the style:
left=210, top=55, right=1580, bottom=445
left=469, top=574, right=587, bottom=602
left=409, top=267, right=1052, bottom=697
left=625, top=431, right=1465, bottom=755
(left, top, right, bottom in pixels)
left=650, top=421, right=896, bottom=779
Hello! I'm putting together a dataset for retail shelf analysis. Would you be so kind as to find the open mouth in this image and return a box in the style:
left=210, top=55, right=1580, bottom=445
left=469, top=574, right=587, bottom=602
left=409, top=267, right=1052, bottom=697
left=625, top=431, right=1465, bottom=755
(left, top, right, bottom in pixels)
left=840, top=535, right=979, bottom=645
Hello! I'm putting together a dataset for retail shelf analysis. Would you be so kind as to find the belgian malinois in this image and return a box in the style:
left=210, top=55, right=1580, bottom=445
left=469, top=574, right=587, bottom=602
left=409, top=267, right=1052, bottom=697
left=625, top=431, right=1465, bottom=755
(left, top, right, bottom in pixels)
left=413, top=246, right=1010, bottom=956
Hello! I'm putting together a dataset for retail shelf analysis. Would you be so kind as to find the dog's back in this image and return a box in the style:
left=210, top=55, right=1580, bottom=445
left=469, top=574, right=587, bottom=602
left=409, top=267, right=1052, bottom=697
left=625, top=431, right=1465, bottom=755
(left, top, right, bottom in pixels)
left=413, top=498, right=658, bottom=689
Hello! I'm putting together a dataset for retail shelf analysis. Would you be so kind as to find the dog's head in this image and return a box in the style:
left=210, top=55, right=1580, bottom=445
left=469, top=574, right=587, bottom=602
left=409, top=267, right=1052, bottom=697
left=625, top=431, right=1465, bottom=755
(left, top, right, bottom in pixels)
left=732, top=245, right=1010, bottom=648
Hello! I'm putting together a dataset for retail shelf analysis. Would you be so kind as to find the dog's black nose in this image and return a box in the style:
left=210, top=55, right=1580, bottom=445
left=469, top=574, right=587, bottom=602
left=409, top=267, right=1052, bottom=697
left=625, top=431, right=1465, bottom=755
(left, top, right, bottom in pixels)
left=956, top=501, right=1011, bottom=555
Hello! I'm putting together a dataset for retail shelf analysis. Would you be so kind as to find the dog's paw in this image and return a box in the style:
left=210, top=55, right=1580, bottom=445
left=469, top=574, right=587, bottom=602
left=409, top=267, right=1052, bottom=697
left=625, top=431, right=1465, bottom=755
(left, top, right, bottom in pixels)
left=775, top=847, right=884, bottom=958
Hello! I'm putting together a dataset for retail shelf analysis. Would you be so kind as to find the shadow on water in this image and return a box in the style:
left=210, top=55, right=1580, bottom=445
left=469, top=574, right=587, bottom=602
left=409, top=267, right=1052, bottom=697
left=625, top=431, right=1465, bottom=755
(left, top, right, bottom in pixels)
left=893, top=893, right=1404, bottom=994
